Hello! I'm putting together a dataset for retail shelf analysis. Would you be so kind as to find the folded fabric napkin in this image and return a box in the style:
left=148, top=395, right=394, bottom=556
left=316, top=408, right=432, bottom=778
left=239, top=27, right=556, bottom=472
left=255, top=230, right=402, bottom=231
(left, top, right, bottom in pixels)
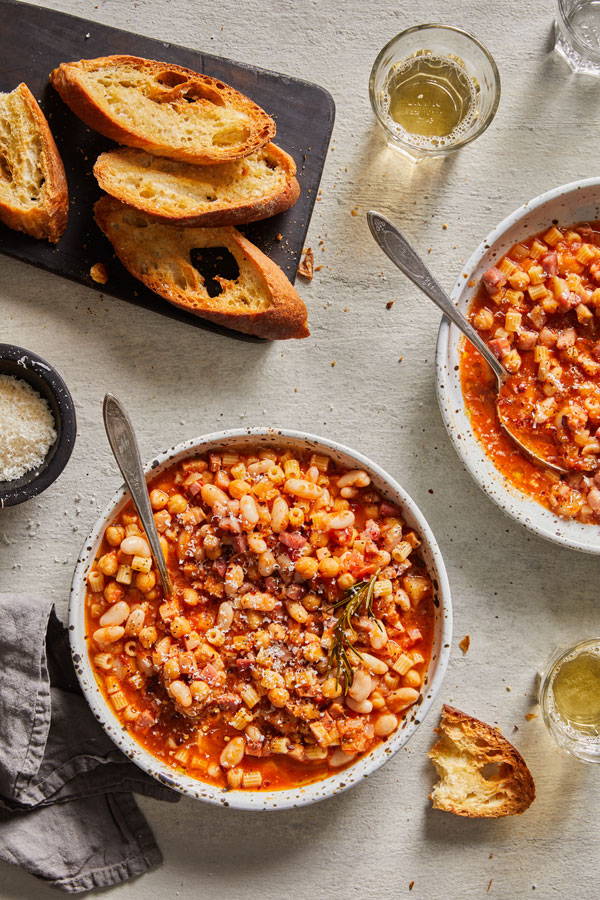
left=0, top=593, right=178, bottom=894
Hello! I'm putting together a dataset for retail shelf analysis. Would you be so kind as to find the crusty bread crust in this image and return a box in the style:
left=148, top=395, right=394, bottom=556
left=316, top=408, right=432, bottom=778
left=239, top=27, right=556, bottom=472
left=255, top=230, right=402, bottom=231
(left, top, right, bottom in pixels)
left=0, top=84, right=68, bottom=242
left=93, top=143, right=300, bottom=226
left=50, top=55, right=276, bottom=164
left=428, top=705, right=535, bottom=818
left=94, top=196, right=309, bottom=340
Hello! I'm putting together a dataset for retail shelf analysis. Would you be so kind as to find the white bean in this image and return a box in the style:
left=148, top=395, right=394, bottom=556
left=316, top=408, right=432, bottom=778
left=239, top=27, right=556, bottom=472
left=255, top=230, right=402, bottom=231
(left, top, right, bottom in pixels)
left=93, top=625, right=125, bottom=645
left=99, top=600, right=130, bottom=627
left=240, top=493, right=259, bottom=526
left=168, top=680, right=192, bottom=708
left=369, top=620, right=388, bottom=650
left=216, top=601, right=234, bottom=631
left=120, top=536, right=151, bottom=558
left=359, top=652, right=388, bottom=675
left=271, top=496, right=289, bottom=532
left=224, top=563, right=244, bottom=597
left=201, top=483, right=229, bottom=509
left=374, top=713, right=399, bottom=737
left=388, top=687, right=420, bottom=712
left=125, top=607, right=145, bottom=636
left=329, top=749, right=356, bottom=767
left=220, top=736, right=245, bottom=768
left=337, top=469, right=370, bottom=489
left=348, top=668, right=374, bottom=703
left=327, top=510, right=355, bottom=530
left=346, top=696, right=373, bottom=714
left=258, top=550, right=276, bottom=576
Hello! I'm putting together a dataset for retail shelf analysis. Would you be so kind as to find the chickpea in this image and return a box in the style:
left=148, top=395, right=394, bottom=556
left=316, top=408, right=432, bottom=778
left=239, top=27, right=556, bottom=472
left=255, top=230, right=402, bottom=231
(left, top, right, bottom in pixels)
left=138, top=626, right=158, bottom=649
left=268, top=687, right=290, bottom=707
left=318, top=556, right=340, bottom=578
left=337, top=572, right=355, bottom=590
left=295, top=556, right=319, bottom=580
left=105, top=525, right=125, bottom=547
left=103, top=581, right=125, bottom=605
left=136, top=570, right=156, bottom=593
left=97, top=551, right=118, bottom=577
left=182, top=587, right=200, bottom=606
left=168, top=493, right=188, bottom=515
left=150, top=488, right=169, bottom=510
left=404, top=669, right=422, bottom=689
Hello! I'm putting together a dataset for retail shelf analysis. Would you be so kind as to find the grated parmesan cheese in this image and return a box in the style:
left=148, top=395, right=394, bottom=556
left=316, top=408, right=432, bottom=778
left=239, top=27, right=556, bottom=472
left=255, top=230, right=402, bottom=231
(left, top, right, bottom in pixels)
left=0, top=375, right=57, bottom=482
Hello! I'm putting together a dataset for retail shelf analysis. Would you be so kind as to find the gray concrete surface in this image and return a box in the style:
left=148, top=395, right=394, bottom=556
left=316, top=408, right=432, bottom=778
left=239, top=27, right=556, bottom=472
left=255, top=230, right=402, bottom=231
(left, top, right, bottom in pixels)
left=1, top=1, right=599, bottom=897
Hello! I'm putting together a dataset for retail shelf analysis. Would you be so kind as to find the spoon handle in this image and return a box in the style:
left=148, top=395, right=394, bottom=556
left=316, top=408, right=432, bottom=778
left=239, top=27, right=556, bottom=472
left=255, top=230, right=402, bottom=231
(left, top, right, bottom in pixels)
left=367, top=210, right=507, bottom=381
left=103, top=393, right=172, bottom=598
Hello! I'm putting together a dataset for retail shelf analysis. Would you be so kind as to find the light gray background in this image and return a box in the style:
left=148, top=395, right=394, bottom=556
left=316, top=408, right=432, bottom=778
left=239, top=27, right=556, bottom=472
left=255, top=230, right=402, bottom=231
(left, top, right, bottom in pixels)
left=1, top=1, right=598, bottom=897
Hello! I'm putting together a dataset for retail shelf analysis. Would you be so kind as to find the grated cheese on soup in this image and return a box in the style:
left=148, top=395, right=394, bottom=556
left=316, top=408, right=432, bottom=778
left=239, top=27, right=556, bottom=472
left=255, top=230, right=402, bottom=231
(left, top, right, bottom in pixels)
left=0, top=375, right=57, bottom=482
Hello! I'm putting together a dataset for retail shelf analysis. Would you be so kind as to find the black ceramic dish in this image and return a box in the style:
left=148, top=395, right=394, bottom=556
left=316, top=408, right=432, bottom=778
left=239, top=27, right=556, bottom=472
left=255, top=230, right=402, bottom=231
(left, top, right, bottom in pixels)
left=0, top=344, right=77, bottom=507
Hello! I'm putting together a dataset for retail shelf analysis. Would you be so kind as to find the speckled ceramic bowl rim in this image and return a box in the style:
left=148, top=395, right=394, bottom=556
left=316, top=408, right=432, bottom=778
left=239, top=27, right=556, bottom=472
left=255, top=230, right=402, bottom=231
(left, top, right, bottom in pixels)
left=69, top=426, right=452, bottom=810
left=436, top=177, right=600, bottom=555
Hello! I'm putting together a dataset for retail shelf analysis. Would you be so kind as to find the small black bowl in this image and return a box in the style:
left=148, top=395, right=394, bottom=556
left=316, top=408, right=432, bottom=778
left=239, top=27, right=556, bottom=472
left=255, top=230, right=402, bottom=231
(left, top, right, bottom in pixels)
left=0, top=344, right=77, bottom=507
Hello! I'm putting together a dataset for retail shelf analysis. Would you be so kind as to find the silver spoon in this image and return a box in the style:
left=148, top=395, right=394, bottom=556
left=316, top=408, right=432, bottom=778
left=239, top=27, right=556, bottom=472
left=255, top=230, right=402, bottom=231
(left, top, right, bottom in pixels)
left=367, top=210, right=568, bottom=476
left=103, top=393, right=173, bottom=597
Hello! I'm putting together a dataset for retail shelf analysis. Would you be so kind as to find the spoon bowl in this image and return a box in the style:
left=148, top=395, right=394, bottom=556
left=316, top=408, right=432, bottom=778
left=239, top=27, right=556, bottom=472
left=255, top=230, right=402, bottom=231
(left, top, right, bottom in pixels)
left=103, top=393, right=172, bottom=598
left=367, top=210, right=568, bottom=475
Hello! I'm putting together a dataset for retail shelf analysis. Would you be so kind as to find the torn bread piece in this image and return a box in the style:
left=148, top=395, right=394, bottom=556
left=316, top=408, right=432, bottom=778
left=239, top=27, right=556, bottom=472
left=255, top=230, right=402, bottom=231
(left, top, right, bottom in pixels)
left=93, top=143, right=299, bottom=226
left=94, top=196, right=309, bottom=340
left=429, top=705, right=535, bottom=817
left=50, top=56, right=275, bottom=164
left=0, top=83, right=68, bottom=241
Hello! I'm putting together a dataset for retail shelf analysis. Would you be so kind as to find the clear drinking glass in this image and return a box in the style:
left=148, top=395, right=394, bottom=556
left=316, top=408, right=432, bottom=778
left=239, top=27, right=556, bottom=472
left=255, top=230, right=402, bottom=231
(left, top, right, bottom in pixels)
left=369, top=24, right=501, bottom=162
left=539, top=638, right=600, bottom=763
left=555, top=0, right=600, bottom=75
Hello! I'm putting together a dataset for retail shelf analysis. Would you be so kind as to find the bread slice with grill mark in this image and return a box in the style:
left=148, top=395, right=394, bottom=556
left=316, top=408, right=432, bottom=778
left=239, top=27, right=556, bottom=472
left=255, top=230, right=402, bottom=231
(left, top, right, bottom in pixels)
left=428, top=705, right=535, bottom=817
left=93, top=143, right=300, bottom=226
left=94, top=196, right=309, bottom=340
left=50, top=55, right=276, bottom=165
left=0, top=83, right=68, bottom=242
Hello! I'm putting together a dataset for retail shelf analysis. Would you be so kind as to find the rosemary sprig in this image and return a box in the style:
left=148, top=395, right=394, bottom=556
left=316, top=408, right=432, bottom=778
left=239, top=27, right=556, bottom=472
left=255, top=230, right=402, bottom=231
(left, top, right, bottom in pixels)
left=327, top=574, right=378, bottom=693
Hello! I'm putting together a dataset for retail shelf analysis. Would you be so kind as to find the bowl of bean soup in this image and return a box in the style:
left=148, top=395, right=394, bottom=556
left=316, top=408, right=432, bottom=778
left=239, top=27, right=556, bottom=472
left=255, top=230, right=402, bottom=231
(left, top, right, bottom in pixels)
left=70, top=428, right=451, bottom=809
left=437, top=177, right=600, bottom=553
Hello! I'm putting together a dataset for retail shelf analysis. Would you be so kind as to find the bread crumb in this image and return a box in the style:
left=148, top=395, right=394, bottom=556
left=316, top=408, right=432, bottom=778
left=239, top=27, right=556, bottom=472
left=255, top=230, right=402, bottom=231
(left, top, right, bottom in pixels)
left=330, top=361, right=336, bottom=367
left=458, top=635, right=470, bottom=654
left=90, top=262, right=108, bottom=284
left=386, top=301, right=395, bottom=310
left=524, top=713, right=537, bottom=721
left=409, top=883, right=415, bottom=892
left=442, top=223, right=448, bottom=230
left=398, top=356, right=403, bottom=363
left=276, top=233, right=283, bottom=241
left=298, top=248, right=314, bottom=280
left=351, top=208, right=358, bottom=216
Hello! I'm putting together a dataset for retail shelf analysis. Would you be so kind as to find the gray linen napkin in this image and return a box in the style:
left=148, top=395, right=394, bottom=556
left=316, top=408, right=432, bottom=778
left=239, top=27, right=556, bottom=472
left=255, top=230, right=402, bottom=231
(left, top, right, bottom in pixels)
left=0, top=593, right=179, bottom=893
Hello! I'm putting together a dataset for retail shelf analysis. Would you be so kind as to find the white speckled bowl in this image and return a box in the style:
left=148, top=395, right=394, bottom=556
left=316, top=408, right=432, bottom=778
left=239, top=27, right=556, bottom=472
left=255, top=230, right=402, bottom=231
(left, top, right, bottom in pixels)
left=69, top=427, right=452, bottom=810
left=437, top=177, right=600, bottom=554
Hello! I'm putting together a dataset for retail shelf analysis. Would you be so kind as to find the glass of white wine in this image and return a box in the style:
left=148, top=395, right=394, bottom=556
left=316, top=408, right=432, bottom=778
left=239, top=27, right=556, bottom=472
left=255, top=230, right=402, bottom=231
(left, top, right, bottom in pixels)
left=539, top=639, right=600, bottom=763
left=369, top=24, right=501, bottom=161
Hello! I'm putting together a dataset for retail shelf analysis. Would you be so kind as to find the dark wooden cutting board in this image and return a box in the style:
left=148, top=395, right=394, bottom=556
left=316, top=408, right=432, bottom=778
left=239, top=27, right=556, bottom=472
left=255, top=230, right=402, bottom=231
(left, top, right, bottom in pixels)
left=0, top=0, right=335, bottom=341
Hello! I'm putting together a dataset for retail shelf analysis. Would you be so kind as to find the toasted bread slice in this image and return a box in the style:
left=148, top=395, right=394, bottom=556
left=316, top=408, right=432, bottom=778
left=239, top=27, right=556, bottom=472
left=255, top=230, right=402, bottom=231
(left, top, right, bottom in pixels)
left=50, top=56, right=276, bottom=164
left=94, top=196, right=309, bottom=340
left=0, top=83, right=68, bottom=242
left=428, top=706, right=535, bottom=818
left=93, top=143, right=300, bottom=226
